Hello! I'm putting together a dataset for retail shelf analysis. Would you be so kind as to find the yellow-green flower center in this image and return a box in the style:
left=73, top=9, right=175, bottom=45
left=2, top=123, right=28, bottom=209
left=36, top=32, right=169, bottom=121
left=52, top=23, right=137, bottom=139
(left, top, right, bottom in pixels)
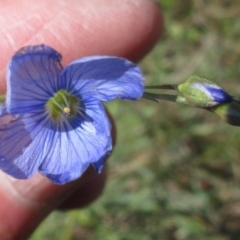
left=46, top=89, right=79, bottom=122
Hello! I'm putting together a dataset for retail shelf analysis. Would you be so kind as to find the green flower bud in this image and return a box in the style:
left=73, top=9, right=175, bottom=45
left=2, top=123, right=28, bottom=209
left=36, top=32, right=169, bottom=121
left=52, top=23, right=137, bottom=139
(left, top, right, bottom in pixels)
left=178, top=75, right=232, bottom=108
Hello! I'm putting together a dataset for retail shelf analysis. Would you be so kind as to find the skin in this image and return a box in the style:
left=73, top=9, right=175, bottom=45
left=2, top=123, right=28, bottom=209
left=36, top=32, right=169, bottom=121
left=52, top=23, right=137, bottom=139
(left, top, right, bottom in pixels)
left=0, top=0, right=164, bottom=239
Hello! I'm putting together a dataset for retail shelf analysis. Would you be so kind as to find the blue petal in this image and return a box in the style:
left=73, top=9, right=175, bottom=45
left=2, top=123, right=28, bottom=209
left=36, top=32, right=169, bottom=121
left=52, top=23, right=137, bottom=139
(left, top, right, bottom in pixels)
left=39, top=100, right=112, bottom=184
left=59, top=56, right=144, bottom=102
left=0, top=105, right=52, bottom=178
left=204, top=86, right=232, bottom=103
left=7, top=45, right=62, bottom=114
left=0, top=101, right=110, bottom=183
left=45, top=162, right=90, bottom=184
left=92, top=153, right=109, bottom=174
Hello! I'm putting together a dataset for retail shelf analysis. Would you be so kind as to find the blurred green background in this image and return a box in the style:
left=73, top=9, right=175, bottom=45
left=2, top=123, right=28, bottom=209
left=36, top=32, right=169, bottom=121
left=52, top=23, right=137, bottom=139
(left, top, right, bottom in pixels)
left=31, top=1, right=240, bottom=239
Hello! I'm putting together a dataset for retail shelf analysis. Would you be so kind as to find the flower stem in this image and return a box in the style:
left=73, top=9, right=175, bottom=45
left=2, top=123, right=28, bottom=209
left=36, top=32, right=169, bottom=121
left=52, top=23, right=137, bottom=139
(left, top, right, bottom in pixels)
left=143, top=92, right=187, bottom=104
left=145, top=84, right=178, bottom=90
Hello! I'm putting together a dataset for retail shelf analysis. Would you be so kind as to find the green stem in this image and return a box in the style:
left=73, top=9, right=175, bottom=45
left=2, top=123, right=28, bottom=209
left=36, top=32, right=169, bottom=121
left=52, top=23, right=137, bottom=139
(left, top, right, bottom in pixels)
left=143, top=92, right=188, bottom=105
left=144, top=84, right=178, bottom=90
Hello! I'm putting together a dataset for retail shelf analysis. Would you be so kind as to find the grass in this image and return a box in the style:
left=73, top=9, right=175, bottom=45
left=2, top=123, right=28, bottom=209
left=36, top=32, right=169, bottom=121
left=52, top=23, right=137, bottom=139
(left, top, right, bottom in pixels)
left=31, top=1, right=240, bottom=239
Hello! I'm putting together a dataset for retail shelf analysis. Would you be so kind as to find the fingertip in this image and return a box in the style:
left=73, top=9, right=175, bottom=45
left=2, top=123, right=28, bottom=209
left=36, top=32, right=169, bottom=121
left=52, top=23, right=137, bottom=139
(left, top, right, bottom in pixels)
left=58, top=165, right=108, bottom=210
left=58, top=0, right=165, bottom=64
left=121, top=0, right=165, bottom=62
left=0, top=0, right=164, bottom=89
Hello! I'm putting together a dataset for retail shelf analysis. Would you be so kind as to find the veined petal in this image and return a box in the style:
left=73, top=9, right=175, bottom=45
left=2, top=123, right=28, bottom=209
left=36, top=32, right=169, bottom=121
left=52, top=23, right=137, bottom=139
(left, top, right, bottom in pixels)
left=0, top=100, right=111, bottom=183
left=45, top=162, right=90, bottom=184
left=59, top=56, right=144, bottom=102
left=0, top=106, right=53, bottom=178
left=39, top=100, right=112, bottom=184
left=7, top=45, right=63, bottom=114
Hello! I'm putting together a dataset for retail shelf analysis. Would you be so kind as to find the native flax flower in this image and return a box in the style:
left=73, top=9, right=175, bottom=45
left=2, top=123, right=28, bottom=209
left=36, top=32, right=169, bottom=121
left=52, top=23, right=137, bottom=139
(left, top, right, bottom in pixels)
left=0, top=44, right=144, bottom=184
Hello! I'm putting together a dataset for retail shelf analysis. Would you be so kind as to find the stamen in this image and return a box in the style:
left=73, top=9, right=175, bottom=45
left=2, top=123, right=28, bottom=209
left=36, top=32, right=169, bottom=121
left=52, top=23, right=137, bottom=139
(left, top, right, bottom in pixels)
left=51, top=98, right=64, bottom=112
left=58, top=90, right=70, bottom=108
left=50, top=91, right=72, bottom=116
left=63, top=107, right=71, bottom=116
left=45, top=89, right=80, bottom=122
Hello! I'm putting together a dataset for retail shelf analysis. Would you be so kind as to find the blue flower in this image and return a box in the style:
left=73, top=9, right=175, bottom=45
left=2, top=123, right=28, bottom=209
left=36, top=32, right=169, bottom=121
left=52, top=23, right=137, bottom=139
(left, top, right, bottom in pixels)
left=0, top=44, right=144, bottom=184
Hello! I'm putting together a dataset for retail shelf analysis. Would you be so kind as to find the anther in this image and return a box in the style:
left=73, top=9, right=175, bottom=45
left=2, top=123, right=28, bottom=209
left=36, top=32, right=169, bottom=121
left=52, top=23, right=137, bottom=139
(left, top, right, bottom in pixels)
left=63, top=107, right=71, bottom=116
